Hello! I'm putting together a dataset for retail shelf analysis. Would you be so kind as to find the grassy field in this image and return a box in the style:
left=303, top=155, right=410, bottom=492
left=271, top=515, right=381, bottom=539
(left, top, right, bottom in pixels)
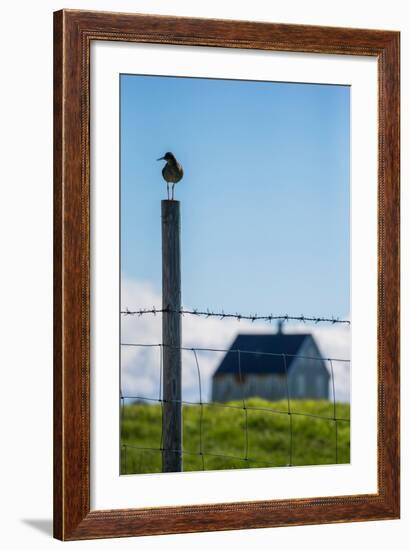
left=120, top=398, right=350, bottom=474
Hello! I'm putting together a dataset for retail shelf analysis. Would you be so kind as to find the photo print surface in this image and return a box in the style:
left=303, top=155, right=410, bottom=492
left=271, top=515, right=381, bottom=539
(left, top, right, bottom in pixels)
left=119, top=73, right=351, bottom=475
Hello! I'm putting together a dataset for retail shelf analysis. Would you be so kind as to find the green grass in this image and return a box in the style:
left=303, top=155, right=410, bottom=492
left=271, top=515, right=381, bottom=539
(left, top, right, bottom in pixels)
left=120, top=398, right=350, bottom=474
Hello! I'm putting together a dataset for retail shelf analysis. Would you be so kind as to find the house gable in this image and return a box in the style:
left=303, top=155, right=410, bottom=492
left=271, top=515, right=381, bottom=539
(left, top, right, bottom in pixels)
left=288, top=335, right=330, bottom=399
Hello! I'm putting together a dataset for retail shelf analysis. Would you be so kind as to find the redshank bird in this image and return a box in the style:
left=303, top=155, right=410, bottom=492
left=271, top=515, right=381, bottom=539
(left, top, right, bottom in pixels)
left=157, top=152, right=184, bottom=200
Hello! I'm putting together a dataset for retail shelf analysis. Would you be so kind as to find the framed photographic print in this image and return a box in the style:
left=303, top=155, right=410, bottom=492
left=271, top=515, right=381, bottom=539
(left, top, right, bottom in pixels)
left=54, top=9, right=400, bottom=541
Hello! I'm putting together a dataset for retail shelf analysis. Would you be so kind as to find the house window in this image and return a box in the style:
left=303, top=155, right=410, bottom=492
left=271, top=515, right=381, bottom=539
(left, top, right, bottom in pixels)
left=296, top=375, right=305, bottom=396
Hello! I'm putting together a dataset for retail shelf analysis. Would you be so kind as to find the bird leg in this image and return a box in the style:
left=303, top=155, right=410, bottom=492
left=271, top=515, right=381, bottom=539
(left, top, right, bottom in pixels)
left=167, top=183, right=169, bottom=200
left=172, top=184, right=175, bottom=200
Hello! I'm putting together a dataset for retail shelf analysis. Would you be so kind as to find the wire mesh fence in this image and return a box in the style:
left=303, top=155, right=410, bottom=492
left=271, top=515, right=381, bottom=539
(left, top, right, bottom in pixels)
left=120, top=334, right=350, bottom=475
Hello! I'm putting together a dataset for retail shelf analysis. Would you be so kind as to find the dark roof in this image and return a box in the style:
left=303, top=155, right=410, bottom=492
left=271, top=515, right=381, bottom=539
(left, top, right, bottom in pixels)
left=213, top=333, right=315, bottom=377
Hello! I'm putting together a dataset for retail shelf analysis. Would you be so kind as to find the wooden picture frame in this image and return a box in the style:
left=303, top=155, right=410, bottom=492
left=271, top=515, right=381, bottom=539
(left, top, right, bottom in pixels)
left=53, top=9, right=400, bottom=540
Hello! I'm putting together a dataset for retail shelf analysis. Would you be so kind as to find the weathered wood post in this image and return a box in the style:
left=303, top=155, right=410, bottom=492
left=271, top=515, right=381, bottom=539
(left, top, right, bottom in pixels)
left=161, top=200, right=182, bottom=472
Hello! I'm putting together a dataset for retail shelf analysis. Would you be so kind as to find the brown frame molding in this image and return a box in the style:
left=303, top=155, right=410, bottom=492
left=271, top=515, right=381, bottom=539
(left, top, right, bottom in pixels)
left=53, top=9, right=400, bottom=541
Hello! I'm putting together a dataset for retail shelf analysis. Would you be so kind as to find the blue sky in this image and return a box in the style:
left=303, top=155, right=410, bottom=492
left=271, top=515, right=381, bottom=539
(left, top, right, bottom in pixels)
left=120, top=74, right=350, bottom=319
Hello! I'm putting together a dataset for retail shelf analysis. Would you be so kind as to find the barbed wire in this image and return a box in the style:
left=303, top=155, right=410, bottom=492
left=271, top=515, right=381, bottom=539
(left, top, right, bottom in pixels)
left=121, top=306, right=350, bottom=325
left=120, top=343, right=350, bottom=475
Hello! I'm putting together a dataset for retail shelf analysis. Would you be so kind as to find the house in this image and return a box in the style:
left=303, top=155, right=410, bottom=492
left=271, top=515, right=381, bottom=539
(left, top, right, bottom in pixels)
left=212, top=328, right=329, bottom=402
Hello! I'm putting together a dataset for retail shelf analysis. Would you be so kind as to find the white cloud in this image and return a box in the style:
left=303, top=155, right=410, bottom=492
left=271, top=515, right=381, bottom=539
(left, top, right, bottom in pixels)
left=121, top=276, right=350, bottom=403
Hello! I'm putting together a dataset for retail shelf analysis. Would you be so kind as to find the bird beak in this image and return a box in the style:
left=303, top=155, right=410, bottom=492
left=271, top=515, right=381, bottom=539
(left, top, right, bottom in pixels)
left=157, top=156, right=164, bottom=161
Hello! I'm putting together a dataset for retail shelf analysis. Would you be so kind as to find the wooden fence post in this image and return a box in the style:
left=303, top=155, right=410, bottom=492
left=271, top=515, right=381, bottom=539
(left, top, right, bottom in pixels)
left=161, top=200, right=182, bottom=472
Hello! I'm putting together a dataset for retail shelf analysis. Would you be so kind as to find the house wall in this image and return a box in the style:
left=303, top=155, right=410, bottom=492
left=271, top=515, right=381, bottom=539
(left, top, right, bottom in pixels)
left=212, top=373, right=287, bottom=402
left=288, top=338, right=330, bottom=399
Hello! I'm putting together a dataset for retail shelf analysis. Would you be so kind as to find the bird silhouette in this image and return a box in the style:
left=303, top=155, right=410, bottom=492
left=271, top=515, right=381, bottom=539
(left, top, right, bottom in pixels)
left=157, top=152, right=184, bottom=200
